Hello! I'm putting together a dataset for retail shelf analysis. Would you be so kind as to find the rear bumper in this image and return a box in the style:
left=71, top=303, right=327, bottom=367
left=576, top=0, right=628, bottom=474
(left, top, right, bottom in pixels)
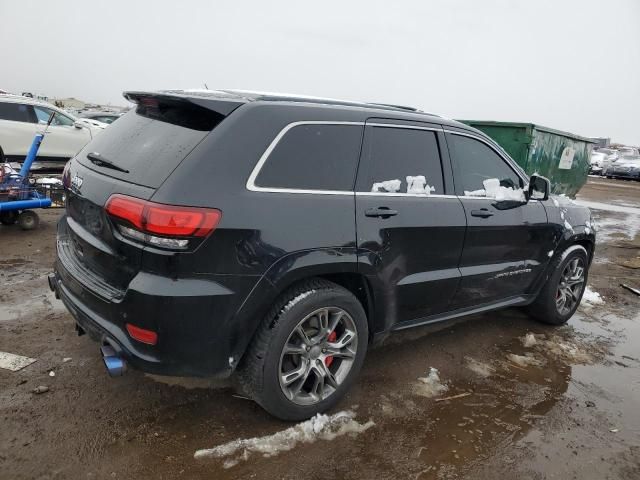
left=53, top=218, right=262, bottom=378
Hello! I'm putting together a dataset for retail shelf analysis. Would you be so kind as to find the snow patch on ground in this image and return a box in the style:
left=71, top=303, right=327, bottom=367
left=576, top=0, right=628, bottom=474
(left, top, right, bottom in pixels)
left=521, top=332, right=543, bottom=348
left=581, top=286, right=604, bottom=307
left=465, top=357, right=495, bottom=378
left=507, top=353, right=545, bottom=368
left=414, top=367, right=449, bottom=397
left=194, top=411, right=374, bottom=467
left=575, top=200, right=640, bottom=216
left=517, top=333, right=604, bottom=365
left=588, top=213, right=640, bottom=243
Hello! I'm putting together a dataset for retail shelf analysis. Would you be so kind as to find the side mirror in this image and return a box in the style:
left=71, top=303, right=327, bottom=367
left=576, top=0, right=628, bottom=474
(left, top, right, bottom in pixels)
left=73, top=121, right=85, bottom=129
left=528, top=174, right=550, bottom=201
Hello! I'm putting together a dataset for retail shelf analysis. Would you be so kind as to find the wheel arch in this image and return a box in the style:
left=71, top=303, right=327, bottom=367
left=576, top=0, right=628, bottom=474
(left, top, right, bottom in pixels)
left=229, top=248, right=376, bottom=370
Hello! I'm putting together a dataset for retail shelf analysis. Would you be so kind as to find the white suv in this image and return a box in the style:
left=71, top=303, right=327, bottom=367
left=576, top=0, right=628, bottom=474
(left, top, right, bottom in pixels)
left=0, top=95, right=106, bottom=172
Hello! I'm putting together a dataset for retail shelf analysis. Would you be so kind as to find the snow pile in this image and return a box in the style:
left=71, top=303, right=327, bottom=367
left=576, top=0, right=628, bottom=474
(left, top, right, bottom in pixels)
left=194, top=411, right=374, bottom=467
left=406, top=175, right=436, bottom=195
left=522, top=333, right=539, bottom=348
left=371, top=179, right=401, bottom=193
left=507, top=353, right=544, bottom=368
left=581, top=286, right=604, bottom=307
left=464, top=178, right=525, bottom=202
left=517, top=333, right=603, bottom=365
left=465, top=357, right=495, bottom=378
left=414, top=367, right=449, bottom=397
left=541, top=335, right=605, bottom=364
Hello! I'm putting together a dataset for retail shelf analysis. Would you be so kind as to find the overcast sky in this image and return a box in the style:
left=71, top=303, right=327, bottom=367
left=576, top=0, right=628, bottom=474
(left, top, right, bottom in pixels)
left=2, top=0, right=639, bottom=144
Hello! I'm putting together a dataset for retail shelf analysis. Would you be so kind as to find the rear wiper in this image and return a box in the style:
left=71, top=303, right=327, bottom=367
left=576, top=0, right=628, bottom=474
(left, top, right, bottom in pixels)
left=86, top=152, right=130, bottom=173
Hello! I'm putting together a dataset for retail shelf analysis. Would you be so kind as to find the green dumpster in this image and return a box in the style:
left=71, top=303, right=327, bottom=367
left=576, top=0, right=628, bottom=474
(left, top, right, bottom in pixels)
left=458, top=121, right=596, bottom=197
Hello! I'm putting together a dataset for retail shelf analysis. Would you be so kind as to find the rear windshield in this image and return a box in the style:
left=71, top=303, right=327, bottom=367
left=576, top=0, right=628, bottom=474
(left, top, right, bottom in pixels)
left=76, top=99, right=225, bottom=188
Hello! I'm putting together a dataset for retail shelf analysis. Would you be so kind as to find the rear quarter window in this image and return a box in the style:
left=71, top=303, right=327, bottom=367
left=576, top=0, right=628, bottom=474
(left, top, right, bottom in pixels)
left=254, top=124, right=363, bottom=192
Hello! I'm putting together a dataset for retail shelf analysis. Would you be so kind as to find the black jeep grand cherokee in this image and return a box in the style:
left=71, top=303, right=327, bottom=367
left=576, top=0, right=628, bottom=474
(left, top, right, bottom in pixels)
left=50, top=90, right=595, bottom=420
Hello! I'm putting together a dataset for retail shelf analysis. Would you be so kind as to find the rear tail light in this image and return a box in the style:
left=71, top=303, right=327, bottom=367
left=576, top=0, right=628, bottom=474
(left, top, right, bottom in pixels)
left=105, top=194, right=221, bottom=250
left=126, top=323, right=158, bottom=345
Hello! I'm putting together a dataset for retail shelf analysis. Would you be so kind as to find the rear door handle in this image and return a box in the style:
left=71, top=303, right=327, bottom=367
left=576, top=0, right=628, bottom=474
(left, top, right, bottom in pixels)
left=365, top=207, right=398, bottom=218
left=470, top=208, right=494, bottom=218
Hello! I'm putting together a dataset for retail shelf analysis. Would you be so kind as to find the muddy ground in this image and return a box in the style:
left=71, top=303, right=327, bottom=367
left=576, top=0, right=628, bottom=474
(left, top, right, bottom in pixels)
left=1, top=177, right=639, bottom=480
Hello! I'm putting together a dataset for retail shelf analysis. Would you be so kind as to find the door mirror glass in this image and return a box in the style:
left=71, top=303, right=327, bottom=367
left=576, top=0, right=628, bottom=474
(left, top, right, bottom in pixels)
left=528, top=174, right=550, bottom=201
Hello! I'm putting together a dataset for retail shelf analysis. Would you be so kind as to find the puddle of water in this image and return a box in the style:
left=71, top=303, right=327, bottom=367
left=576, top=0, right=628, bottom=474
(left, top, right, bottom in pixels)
left=195, top=310, right=623, bottom=479
left=0, top=290, right=65, bottom=322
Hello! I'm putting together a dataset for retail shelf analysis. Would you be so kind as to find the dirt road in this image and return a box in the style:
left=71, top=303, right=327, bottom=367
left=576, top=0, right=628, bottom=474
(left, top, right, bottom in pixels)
left=1, top=178, right=639, bottom=479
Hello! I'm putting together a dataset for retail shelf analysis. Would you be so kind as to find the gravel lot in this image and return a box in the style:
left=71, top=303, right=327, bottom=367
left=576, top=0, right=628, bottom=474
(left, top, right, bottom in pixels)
left=1, top=177, right=639, bottom=479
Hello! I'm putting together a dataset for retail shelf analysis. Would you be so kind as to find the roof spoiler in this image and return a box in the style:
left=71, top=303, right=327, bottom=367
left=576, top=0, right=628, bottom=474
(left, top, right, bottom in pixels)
left=123, top=91, right=245, bottom=116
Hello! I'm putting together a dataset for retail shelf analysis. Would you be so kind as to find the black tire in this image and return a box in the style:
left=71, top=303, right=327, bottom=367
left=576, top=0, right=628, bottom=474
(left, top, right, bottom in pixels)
left=527, top=245, right=589, bottom=325
left=18, top=210, right=39, bottom=230
left=236, top=278, right=368, bottom=421
left=0, top=211, right=18, bottom=226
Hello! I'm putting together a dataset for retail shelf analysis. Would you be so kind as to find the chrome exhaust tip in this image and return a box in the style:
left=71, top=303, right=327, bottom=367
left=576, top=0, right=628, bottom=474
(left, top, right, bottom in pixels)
left=101, top=345, right=126, bottom=377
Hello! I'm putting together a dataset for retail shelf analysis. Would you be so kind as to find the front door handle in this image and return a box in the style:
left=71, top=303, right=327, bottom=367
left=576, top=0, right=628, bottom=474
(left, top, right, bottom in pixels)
left=470, top=208, right=494, bottom=218
left=365, top=207, right=398, bottom=218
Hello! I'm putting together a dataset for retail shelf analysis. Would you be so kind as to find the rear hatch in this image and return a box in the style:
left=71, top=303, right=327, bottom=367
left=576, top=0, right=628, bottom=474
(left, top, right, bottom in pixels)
left=60, top=91, right=243, bottom=298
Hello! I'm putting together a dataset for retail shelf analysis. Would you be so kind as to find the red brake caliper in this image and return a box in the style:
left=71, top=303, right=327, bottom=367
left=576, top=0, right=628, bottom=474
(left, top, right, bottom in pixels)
left=325, top=331, right=337, bottom=367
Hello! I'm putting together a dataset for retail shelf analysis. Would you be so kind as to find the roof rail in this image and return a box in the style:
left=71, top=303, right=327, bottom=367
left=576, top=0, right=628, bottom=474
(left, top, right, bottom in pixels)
left=367, top=102, right=418, bottom=112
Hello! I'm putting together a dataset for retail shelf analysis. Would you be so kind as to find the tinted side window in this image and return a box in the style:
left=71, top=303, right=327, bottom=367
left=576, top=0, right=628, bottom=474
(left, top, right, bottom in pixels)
left=448, top=134, right=522, bottom=193
left=0, top=102, right=35, bottom=123
left=356, top=126, right=444, bottom=194
left=255, top=124, right=363, bottom=191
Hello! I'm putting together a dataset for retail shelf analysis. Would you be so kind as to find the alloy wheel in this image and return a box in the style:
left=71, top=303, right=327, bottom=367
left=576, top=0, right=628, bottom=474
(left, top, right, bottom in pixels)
left=556, top=257, right=585, bottom=315
left=278, top=307, right=357, bottom=405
